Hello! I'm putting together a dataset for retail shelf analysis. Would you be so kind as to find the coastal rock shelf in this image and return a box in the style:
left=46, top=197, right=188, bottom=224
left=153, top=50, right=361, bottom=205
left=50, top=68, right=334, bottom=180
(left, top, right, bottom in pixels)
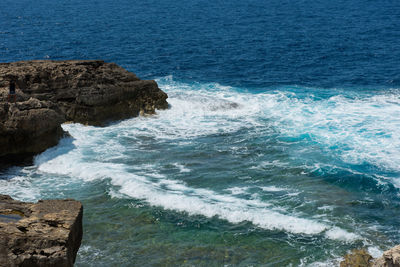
left=0, top=194, right=83, bottom=267
left=0, top=60, right=168, bottom=163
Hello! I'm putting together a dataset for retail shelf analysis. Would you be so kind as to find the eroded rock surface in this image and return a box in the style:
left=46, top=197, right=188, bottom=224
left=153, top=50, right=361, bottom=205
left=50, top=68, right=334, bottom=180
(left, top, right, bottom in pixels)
left=0, top=60, right=168, bottom=162
left=0, top=194, right=83, bottom=267
left=372, top=245, right=400, bottom=267
left=340, top=249, right=373, bottom=267
left=0, top=97, right=65, bottom=163
left=340, top=246, right=400, bottom=267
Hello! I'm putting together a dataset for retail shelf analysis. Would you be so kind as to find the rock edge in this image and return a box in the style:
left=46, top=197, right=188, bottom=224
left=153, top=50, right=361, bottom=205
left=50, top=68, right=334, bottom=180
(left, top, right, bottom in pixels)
left=0, top=60, right=168, bottom=163
left=0, top=194, right=83, bottom=267
left=340, top=246, right=400, bottom=267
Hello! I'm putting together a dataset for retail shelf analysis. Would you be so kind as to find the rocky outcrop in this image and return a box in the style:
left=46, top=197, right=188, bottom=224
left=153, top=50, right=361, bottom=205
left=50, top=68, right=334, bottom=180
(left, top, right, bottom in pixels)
left=373, top=245, right=400, bottom=267
left=0, top=60, right=168, bottom=162
left=340, top=249, right=373, bottom=267
left=0, top=194, right=83, bottom=267
left=0, top=97, right=65, bottom=164
left=340, top=246, right=400, bottom=267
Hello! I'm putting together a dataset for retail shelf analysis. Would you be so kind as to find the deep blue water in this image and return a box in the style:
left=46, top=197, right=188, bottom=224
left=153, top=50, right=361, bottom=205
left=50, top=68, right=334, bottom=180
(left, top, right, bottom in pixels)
left=1, top=0, right=400, bottom=88
left=1, top=0, right=400, bottom=266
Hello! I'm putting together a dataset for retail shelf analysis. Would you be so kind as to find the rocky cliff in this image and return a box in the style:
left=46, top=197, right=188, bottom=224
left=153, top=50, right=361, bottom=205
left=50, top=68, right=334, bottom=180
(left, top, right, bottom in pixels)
left=0, top=194, right=83, bottom=267
left=0, top=97, right=65, bottom=164
left=0, top=60, right=168, bottom=163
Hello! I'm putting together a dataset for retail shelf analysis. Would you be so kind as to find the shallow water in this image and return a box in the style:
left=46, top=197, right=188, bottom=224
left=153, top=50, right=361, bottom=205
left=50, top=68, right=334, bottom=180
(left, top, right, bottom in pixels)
left=1, top=0, right=400, bottom=266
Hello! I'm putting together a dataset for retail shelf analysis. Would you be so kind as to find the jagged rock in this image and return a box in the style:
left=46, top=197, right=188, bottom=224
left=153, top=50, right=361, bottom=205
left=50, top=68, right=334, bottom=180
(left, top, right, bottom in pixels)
left=0, top=98, right=65, bottom=163
left=340, top=246, right=400, bottom=267
left=0, top=60, right=168, bottom=125
left=372, top=245, right=400, bottom=267
left=0, top=60, right=168, bottom=163
left=340, top=249, right=373, bottom=267
left=0, top=194, right=83, bottom=267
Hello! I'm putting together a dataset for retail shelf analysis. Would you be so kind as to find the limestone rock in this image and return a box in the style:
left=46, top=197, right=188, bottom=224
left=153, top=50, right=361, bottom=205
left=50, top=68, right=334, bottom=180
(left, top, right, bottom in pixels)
left=0, top=97, right=65, bottom=162
left=0, top=60, right=168, bottom=163
left=0, top=60, right=168, bottom=125
left=372, top=245, right=400, bottom=267
left=0, top=194, right=83, bottom=267
left=340, top=246, right=400, bottom=267
left=340, top=249, right=373, bottom=267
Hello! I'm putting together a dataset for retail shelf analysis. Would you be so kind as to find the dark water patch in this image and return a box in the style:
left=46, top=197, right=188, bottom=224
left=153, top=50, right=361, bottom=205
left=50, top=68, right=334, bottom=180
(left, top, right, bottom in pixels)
left=0, top=211, right=23, bottom=222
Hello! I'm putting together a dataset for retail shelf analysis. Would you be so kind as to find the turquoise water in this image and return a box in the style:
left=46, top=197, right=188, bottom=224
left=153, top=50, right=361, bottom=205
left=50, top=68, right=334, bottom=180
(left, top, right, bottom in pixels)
left=1, top=0, right=400, bottom=265
left=2, top=77, right=400, bottom=265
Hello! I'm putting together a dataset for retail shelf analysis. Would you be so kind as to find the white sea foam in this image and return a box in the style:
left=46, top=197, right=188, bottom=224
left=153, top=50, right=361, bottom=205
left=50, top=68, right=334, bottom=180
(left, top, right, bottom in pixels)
left=77, top=245, right=104, bottom=262
left=256, top=160, right=290, bottom=169
left=3, top=77, right=393, bottom=242
left=325, top=227, right=360, bottom=242
left=123, top=78, right=400, bottom=179
left=261, top=90, right=400, bottom=174
left=31, top=129, right=332, bottom=236
left=225, top=186, right=249, bottom=195
left=34, top=141, right=362, bottom=239
left=111, top=172, right=326, bottom=235
left=368, top=246, right=383, bottom=258
left=0, top=175, right=40, bottom=202
left=156, top=78, right=400, bottom=177
left=260, top=186, right=286, bottom=192
left=173, top=163, right=191, bottom=173
left=317, top=205, right=335, bottom=211
left=300, top=257, right=342, bottom=267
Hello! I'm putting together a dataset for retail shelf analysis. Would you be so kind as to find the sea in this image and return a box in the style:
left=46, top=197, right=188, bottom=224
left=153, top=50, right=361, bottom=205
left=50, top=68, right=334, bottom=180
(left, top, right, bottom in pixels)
left=1, top=0, right=400, bottom=266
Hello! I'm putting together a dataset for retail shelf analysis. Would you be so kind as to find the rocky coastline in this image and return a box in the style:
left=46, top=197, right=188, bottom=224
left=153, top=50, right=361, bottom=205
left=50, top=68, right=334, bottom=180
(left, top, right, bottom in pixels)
left=0, top=60, right=169, bottom=266
left=1, top=60, right=399, bottom=266
left=0, top=60, right=168, bottom=165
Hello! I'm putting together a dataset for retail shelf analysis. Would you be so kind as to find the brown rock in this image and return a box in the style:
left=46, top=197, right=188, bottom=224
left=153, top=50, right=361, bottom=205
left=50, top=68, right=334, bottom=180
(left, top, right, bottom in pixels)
left=0, top=60, right=169, bottom=163
left=0, top=60, right=168, bottom=125
left=340, top=246, right=400, bottom=267
left=372, top=245, right=400, bottom=267
left=340, top=249, right=373, bottom=267
left=0, top=194, right=83, bottom=267
left=0, top=98, right=65, bottom=162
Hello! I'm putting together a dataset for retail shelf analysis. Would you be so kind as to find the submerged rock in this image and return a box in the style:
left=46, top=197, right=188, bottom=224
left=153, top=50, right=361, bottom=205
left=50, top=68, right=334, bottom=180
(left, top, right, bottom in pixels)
left=0, top=194, right=83, bottom=267
left=340, top=246, right=400, bottom=267
left=0, top=60, right=168, bottom=163
left=340, top=249, right=373, bottom=267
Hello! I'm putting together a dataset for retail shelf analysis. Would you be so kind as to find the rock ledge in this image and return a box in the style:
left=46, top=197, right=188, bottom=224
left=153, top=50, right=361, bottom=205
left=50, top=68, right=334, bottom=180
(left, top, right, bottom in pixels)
left=0, top=60, right=168, bottom=163
left=0, top=194, right=83, bottom=267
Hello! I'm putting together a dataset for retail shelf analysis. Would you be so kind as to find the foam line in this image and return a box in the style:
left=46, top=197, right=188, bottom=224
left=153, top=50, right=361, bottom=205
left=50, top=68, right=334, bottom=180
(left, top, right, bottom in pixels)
left=5, top=76, right=394, bottom=243
left=35, top=146, right=359, bottom=240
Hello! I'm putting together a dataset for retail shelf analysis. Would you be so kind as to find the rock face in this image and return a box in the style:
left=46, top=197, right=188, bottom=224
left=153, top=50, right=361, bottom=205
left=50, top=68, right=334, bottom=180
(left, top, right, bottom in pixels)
left=340, top=249, right=373, bottom=267
left=372, top=245, right=400, bottom=267
left=0, top=60, right=168, bottom=162
left=340, top=246, right=400, bottom=267
left=0, top=97, right=65, bottom=164
left=0, top=194, right=83, bottom=267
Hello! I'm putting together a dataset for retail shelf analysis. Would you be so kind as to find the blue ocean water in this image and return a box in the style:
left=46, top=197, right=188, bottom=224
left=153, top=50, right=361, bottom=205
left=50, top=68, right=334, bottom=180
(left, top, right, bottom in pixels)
left=1, top=0, right=400, bottom=266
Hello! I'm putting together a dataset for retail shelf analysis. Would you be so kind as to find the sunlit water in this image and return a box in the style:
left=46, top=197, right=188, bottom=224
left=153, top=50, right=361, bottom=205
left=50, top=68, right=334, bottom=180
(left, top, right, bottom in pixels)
left=2, top=77, right=400, bottom=265
left=1, top=0, right=400, bottom=265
